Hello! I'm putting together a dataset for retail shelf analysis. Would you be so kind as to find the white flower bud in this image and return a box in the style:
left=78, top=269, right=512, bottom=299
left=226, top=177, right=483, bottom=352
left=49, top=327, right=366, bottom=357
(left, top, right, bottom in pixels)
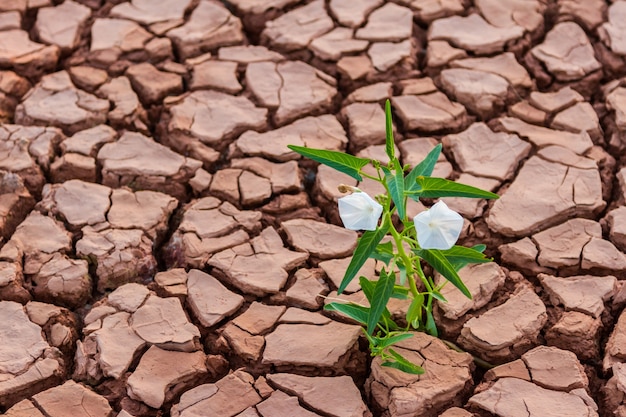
left=338, top=192, right=383, bottom=231
left=413, top=201, right=463, bottom=250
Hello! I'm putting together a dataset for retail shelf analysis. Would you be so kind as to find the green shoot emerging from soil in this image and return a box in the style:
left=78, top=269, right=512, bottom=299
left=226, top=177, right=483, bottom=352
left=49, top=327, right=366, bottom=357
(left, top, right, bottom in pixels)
left=288, top=100, right=499, bottom=374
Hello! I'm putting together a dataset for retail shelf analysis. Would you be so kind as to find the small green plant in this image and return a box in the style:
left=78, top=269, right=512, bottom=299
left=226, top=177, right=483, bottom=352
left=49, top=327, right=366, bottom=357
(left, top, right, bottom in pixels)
left=288, top=100, right=499, bottom=374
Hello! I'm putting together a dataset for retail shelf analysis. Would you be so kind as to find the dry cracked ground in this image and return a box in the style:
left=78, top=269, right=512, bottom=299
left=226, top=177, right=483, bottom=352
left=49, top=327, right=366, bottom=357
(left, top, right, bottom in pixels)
left=4, top=0, right=626, bottom=416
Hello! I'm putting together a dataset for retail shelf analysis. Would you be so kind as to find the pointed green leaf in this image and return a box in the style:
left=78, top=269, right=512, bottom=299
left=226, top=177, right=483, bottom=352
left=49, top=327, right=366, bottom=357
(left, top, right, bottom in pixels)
left=380, top=313, right=400, bottom=331
left=430, top=290, right=447, bottom=303
left=370, top=241, right=394, bottom=265
left=385, top=100, right=395, bottom=160
left=381, top=360, right=425, bottom=374
left=397, top=258, right=407, bottom=286
left=425, top=309, right=438, bottom=337
left=411, top=177, right=499, bottom=199
left=391, top=285, right=409, bottom=300
left=367, top=269, right=396, bottom=335
left=406, top=294, right=424, bottom=329
left=360, top=277, right=409, bottom=301
left=472, top=244, right=486, bottom=253
left=358, top=277, right=398, bottom=329
left=359, top=276, right=375, bottom=303
left=383, top=159, right=406, bottom=220
left=415, top=248, right=471, bottom=298
left=383, top=348, right=425, bottom=374
left=374, top=333, right=414, bottom=350
left=287, top=145, right=370, bottom=181
left=324, top=302, right=369, bottom=325
left=338, top=222, right=390, bottom=294
left=441, top=245, right=492, bottom=271
left=369, top=251, right=391, bottom=264
left=405, top=144, right=442, bottom=192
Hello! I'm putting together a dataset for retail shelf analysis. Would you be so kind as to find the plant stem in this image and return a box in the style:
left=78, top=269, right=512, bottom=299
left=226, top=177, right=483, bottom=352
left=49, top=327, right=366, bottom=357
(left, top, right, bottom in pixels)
left=414, top=258, right=433, bottom=293
left=387, top=216, right=421, bottom=298
left=360, top=171, right=381, bottom=182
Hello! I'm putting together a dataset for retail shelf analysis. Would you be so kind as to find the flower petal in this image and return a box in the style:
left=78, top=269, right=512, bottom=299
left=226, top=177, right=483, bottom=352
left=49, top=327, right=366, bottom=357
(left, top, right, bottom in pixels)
left=338, top=192, right=383, bottom=231
left=413, top=201, right=463, bottom=250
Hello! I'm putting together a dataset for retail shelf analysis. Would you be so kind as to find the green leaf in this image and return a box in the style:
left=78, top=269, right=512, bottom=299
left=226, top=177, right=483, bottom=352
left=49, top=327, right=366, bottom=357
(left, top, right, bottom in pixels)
left=406, top=294, right=424, bottom=329
left=358, top=277, right=398, bottom=330
left=441, top=245, right=492, bottom=271
left=472, top=244, right=486, bottom=253
left=425, top=310, right=438, bottom=337
left=382, top=348, right=425, bottom=374
left=383, top=159, right=406, bottom=220
left=339, top=222, right=390, bottom=294
left=370, top=241, right=393, bottom=265
left=405, top=144, right=442, bottom=192
left=430, top=290, right=447, bottom=303
left=381, top=314, right=400, bottom=331
left=397, top=258, right=407, bottom=286
left=391, top=285, right=409, bottom=300
left=367, top=269, right=396, bottom=335
left=359, top=276, right=375, bottom=303
left=375, top=333, right=414, bottom=350
left=411, top=177, right=499, bottom=199
left=324, top=302, right=369, bottom=325
left=415, top=249, right=471, bottom=298
left=382, top=360, right=425, bottom=374
left=369, top=252, right=392, bottom=264
left=385, top=100, right=395, bottom=160
left=287, top=145, right=370, bottom=181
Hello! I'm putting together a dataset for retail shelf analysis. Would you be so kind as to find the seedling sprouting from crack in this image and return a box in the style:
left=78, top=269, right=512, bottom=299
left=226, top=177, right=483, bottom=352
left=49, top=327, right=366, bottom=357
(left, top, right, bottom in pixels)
left=289, top=100, right=499, bottom=374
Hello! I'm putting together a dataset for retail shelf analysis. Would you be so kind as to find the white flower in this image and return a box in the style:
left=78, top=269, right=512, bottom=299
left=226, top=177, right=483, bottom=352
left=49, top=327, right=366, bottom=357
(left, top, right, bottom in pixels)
left=413, top=201, right=463, bottom=250
left=338, top=191, right=383, bottom=231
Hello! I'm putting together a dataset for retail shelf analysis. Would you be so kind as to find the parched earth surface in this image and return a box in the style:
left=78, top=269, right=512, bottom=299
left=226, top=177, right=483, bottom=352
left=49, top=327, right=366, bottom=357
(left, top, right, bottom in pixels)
left=4, top=1, right=626, bottom=416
